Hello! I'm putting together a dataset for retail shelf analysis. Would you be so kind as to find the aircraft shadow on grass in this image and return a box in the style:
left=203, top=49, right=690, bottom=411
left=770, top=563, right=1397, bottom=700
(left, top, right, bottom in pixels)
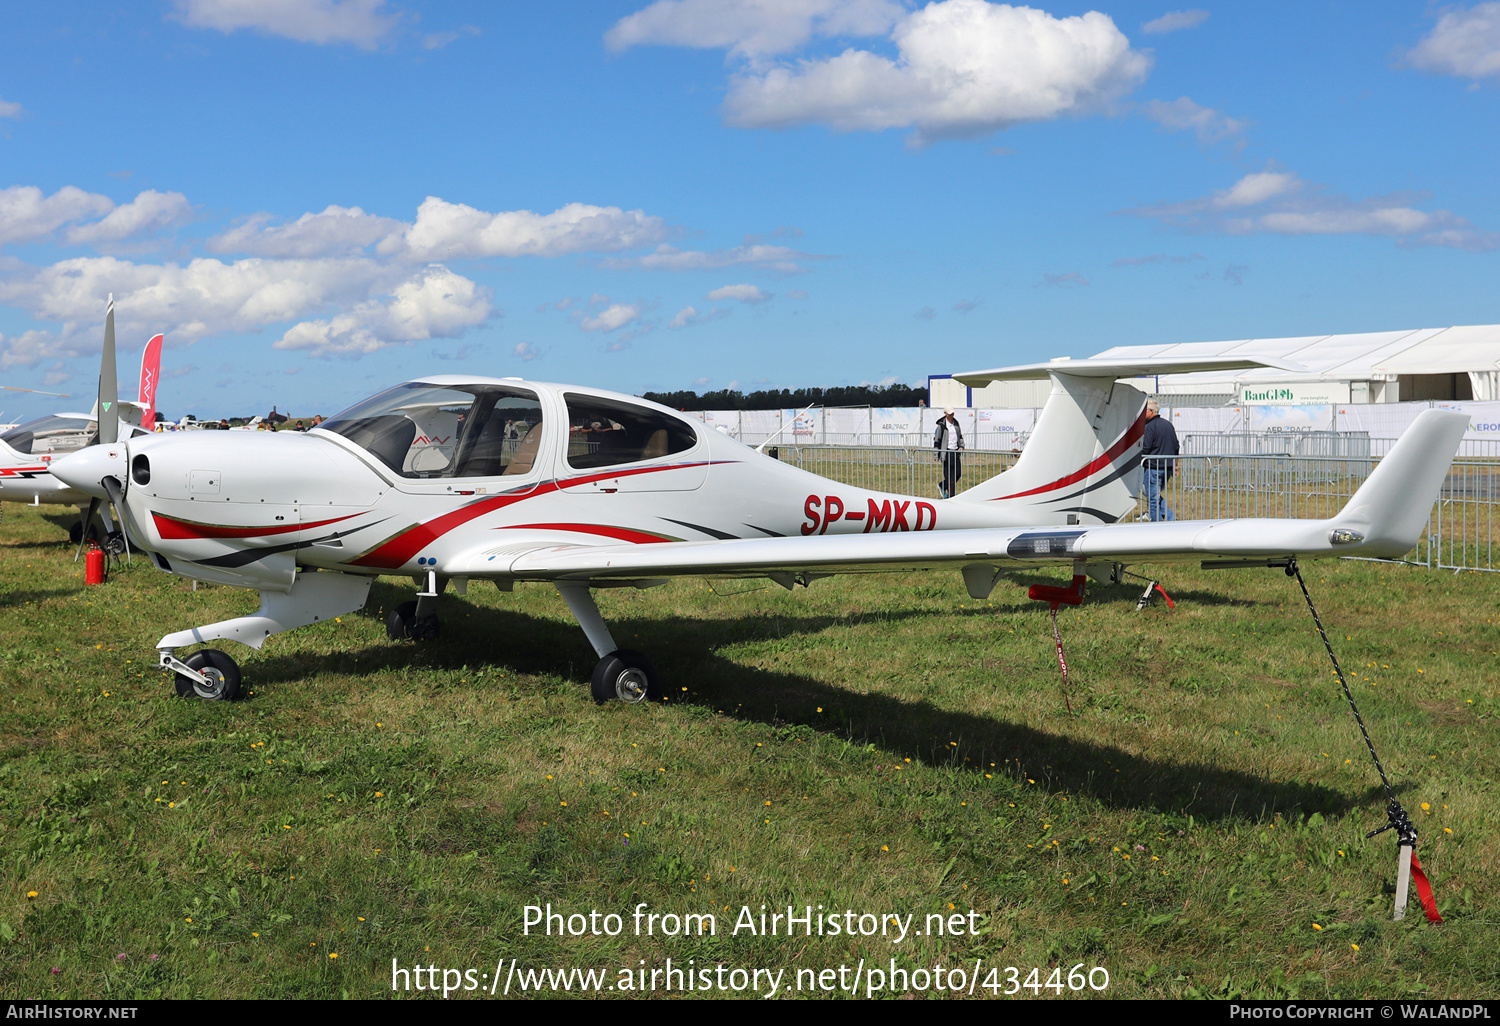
left=242, top=581, right=1375, bottom=824
left=0, top=587, right=84, bottom=608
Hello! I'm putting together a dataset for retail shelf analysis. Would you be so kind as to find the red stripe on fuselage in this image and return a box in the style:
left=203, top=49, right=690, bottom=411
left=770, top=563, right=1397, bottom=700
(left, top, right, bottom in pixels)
left=0, top=466, right=48, bottom=477
left=500, top=523, right=678, bottom=545
left=347, top=461, right=727, bottom=569
left=152, top=511, right=364, bottom=540
left=990, top=408, right=1147, bottom=501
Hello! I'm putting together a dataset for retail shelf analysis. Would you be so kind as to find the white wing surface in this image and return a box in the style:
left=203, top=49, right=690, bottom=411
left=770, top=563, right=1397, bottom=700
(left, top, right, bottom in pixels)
left=443, top=409, right=1466, bottom=584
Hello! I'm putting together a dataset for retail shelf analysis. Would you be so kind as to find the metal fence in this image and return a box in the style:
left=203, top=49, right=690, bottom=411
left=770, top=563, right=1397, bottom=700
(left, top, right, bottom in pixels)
left=772, top=445, right=1497, bottom=573
left=1180, top=431, right=1372, bottom=459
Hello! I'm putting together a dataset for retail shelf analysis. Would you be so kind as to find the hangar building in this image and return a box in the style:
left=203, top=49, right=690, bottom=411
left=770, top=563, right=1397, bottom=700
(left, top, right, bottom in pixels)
left=930, top=324, right=1500, bottom=408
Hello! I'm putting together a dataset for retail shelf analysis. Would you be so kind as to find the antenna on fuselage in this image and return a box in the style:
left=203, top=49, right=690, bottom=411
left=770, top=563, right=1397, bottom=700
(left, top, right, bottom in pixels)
left=755, top=402, right=820, bottom=454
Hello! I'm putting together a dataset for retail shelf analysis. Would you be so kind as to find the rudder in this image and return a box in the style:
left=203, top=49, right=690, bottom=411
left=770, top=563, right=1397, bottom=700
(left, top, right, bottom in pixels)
left=957, top=371, right=1147, bottom=524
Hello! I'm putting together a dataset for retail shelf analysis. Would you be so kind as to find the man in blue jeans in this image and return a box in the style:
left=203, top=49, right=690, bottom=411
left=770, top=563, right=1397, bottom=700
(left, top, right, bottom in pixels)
left=1141, top=399, right=1178, bottom=521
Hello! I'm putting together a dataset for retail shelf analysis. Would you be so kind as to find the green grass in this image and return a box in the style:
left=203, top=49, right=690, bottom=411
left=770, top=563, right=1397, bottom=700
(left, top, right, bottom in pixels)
left=1, top=500, right=1496, bottom=999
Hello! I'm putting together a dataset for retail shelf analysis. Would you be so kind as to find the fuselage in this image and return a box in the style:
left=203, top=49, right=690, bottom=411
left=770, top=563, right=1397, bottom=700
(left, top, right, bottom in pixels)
left=53, top=376, right=1129, bottom=590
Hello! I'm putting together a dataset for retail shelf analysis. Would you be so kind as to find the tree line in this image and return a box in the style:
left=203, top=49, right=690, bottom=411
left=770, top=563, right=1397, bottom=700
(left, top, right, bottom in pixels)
left=642, top=382, right=927, bottom=411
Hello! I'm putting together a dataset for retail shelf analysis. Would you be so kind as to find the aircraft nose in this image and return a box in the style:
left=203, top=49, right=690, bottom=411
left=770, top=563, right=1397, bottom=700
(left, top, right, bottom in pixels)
left=50, top=443, right=128, bottom=500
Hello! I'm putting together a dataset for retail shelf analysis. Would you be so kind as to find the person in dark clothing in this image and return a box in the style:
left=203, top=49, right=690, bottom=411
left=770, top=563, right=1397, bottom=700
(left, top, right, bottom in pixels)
left=1141, top=399, right=1179, bottom=521
left=933, top=407, right=964, bottom=498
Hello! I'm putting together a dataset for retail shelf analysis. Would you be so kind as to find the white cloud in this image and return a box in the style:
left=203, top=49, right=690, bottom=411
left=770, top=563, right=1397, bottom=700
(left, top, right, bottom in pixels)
left=606, top=0, right=904, bottom=59
left=1128, top=169, right=1498, bottom=250
left=707, top=284, right=772, bottom=304
left=0, top=185, right=788, bottom=369
left=0, top=97, right=22, bottom=119
left=66, top=190, right=193, bottom=246
left=602, top=241, right=815, bottom=273
left=1143, top=97, right=1245, bottom=143
left=0, top=253, right=400, bottom=364
left=171, top=0, right=400, bottom=49
left=390, top=196, right=670, bottom=261
left=1406, top=3, right=1500, bottom=80
left=669, top=304, right=729, bottom=328
left=579, top=303, right=642, bottom=332
left=209, top=205, right=404, bottom=257
left=274, top=265, right=492, bottom=357
left=0, top=330, right=65, bottom=370
left=423, top=25, right=481, bottom=50
left=722, top=0, right=1151, bottom=142
left=513, top=342, right=541, bottom=361
left=1141, top=9, right=1208, bottom=35
left=0, top=185, right=114, bottom=245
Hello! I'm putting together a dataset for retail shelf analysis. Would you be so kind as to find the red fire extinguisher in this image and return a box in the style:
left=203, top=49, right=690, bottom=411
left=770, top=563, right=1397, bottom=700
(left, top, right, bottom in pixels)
left=85, top=544, right=107, bottom=585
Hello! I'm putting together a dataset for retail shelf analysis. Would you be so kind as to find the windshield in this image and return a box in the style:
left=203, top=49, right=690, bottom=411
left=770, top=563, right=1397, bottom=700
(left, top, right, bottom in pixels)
left=321, top=383, right=545, bottom=479
left=1, top=415, right=96, bottom=455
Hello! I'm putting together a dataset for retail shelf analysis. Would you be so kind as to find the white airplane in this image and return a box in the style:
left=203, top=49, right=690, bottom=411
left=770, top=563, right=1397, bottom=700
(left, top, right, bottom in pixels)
left=50, top=303, right=1469, bottom=706
left=0, top=327, right=161, bottom=543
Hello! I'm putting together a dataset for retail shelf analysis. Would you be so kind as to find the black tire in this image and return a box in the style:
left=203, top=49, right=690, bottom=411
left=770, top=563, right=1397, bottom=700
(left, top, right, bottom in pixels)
left=69, top=520, right=101, bottom=545
left=174, top=649, right=241, bottom=702
left=590, top=649, right=660, bottom=705
left=386, top=600, right=439, bottom=641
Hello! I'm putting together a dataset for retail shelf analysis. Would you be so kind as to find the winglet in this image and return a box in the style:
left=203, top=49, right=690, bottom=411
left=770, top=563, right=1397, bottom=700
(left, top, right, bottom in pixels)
left=1330, top=409, right=1469, bottom=558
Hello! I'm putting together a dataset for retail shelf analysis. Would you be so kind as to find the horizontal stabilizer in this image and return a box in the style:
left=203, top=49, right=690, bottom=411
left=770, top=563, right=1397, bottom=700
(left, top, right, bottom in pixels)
left=953, top=355, right=1306, bottom=387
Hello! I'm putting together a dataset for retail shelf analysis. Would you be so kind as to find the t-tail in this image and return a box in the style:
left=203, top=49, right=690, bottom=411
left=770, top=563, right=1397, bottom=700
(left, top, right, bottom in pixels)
left=947, top=355, right=1308, bottom=525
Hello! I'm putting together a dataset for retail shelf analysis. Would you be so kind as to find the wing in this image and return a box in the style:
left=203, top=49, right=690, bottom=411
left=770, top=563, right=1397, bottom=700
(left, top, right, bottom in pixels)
left=442, top=409, right=1467, bottom=584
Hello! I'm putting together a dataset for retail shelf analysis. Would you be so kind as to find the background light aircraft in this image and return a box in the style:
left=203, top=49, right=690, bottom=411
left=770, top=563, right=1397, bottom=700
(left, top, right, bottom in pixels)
left=0, top=326, right=161, bottom=543
left=51, top=304, right=1468, bottom=707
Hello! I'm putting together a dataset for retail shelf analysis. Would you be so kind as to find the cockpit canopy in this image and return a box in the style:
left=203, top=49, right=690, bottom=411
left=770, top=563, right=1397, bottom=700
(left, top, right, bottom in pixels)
left=319, top=381, right=701, bottom=480
left=320, top=382, right=545, bottom=478
left=1, top=414, right=97, bottom=456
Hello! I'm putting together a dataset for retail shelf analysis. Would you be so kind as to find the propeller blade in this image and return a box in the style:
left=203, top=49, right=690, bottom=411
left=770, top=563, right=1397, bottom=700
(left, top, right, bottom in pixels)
left=74, top=497, right=100, bottom=563
left=0, top=386, right=72, bottom=397
left=98, top=295, right=118, bottom=445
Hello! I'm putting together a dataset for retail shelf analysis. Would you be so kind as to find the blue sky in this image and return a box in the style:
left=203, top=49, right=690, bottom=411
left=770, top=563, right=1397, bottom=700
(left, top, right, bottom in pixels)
left=0, top=1, right=1497, bottom=421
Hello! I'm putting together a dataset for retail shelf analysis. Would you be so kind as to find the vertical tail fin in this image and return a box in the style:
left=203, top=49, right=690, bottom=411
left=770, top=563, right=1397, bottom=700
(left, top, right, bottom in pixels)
left=956, top=371, right=1146, bottom=524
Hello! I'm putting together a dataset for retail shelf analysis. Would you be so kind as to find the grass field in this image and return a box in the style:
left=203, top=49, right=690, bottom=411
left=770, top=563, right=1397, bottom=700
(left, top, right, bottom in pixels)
left=1, top=499, right=1496, bottom=1000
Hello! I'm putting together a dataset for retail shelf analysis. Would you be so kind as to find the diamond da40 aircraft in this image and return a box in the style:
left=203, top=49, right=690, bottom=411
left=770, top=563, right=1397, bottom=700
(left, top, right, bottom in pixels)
left=51, top=302, right=1469, bottom=704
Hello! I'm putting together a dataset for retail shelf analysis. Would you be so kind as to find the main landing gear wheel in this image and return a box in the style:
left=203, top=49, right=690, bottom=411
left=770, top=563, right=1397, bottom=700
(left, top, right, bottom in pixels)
left=68, top=521, right=101, bottom=546
left=173, top=649, right=241, bottom=702
left=386, top=600, right=440, bottom=642
left=591, top=649, right=660, bottom=705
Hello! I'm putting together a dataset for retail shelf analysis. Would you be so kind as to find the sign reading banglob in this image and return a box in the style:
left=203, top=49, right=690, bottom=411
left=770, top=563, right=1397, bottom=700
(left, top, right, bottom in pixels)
left=1241, top=382, right=1352, bottom=405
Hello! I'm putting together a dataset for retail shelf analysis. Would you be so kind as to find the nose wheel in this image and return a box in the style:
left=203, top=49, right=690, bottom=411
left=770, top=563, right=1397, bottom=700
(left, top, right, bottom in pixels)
left=386, top=600, right=441, bottom=641
left=172, top=649, right=241, bottom=701
left=591, top=649, right=660, bottom=705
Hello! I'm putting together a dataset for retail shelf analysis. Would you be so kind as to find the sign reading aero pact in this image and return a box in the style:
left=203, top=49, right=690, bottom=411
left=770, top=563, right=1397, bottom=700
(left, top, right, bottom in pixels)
left=1239, top=382, right=1351, bottom=405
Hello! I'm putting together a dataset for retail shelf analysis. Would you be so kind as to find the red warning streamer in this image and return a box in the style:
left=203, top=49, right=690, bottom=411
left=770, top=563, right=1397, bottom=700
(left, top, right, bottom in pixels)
left=1030, top=575, right=1087, bottom=715
left=1411, top=852, right=1444, bottom=924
